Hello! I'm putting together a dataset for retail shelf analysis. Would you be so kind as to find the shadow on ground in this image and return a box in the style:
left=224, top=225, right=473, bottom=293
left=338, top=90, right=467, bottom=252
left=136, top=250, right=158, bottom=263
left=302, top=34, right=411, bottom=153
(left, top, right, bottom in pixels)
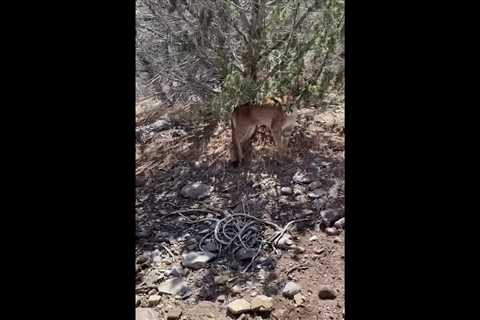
left=135, top=107, right=344, bottom=305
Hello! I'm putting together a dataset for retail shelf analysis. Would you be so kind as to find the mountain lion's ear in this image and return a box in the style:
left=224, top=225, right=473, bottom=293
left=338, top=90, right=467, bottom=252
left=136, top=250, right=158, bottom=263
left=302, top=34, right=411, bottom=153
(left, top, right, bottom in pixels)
left=271, top=97, right=282, bottom=104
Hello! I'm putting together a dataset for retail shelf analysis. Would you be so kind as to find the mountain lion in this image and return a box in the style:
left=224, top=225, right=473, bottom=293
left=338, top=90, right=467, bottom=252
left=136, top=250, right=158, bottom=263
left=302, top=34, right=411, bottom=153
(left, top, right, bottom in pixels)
left=230, top=97, right=297, bottom=167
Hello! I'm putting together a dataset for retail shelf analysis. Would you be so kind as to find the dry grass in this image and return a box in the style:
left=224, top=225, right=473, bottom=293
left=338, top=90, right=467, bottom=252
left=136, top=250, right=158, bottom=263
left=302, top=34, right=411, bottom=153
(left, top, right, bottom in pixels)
left=136, top=98, right=344, bottom=181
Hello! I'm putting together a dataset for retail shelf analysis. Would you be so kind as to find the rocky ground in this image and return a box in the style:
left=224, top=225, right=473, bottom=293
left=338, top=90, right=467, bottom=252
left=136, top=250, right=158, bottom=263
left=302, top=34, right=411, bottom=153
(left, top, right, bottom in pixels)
left=136, top=96, right=344, bottom=320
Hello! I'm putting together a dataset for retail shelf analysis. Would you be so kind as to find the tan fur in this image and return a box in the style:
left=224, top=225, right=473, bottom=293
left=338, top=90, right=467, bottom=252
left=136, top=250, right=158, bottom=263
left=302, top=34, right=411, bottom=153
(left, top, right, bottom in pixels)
left=230, top=102, right=297, bottom=167
left=263, top=95, right=292, bottom=106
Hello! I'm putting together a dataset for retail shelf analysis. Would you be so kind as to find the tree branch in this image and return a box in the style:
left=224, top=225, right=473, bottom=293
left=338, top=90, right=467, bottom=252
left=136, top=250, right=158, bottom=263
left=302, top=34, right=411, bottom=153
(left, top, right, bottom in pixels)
left=258, top=0, right=324, bottom=62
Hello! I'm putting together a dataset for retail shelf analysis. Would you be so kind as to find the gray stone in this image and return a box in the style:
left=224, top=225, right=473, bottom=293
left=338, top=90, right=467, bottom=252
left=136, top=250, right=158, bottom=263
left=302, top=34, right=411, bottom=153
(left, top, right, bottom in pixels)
left=135, top=308, right=158, bottom=320
left=334, top=217, right=345, bottom=229
left=157, top=277, right=188, bottom=296
left=150, top=118, right=172, bottom=132
left=180, top=182, right=211, bottom=199
left=147, top=294, right=161, bottom=306
left=182, top=251, right=216, bottom=269
left=320, top=209, right=343, bottom=227
left=251, top=295, right=274, bottom=312
left=280, top=187, right=293, bottom=195
left=276, top=234, right=294, bottom=249
left=325, top=227, right=339, bottom=236
left=308, top=188, right=327, bottom=199
left=318, top=286, right=337, bottom=299
left=309, top=235, right=318, bottom=241
left=282, top=281, right=301, bottom=298
left=231, top=285, right=242, bottom=295
left=214, top=275, right=230, bottom=285
left=302, top=209, right=314, bottom=216
left=227, top=299, right=251, bottom=315
left=217, top=295, right=226, bottom=303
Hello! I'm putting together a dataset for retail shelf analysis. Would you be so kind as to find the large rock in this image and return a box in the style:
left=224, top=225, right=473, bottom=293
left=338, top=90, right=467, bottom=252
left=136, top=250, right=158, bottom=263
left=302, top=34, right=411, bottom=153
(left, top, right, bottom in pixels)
left=157, top=277, right=188, bottom=296
left=251, top=295, right=274, bottom=312
left=136, top=308, right=159, bottom=320
left=227, top=299, right=251, bottom=315
left=320, top=209, right=343, bottom=227
left=182, top=251, right=216, bottom=269
left=282, top=281, right=301, bottom=298
left=180, top=182, right=211, bottom=199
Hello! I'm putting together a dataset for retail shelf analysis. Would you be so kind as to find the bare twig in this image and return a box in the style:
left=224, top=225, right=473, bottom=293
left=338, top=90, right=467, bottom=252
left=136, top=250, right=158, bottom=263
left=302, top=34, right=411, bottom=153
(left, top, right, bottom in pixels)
left=161, top=244, right=176, bottom=261
left=258, top=0, right=324, bottom=62
left=161, top=208, right=223, bottom=219
left=286, top=264, right=308, bottom=275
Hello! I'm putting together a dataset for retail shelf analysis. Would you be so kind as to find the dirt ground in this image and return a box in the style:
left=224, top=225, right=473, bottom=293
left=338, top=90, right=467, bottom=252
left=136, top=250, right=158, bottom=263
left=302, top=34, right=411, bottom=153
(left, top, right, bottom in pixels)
left=135, top=97, right=344, bottom=320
